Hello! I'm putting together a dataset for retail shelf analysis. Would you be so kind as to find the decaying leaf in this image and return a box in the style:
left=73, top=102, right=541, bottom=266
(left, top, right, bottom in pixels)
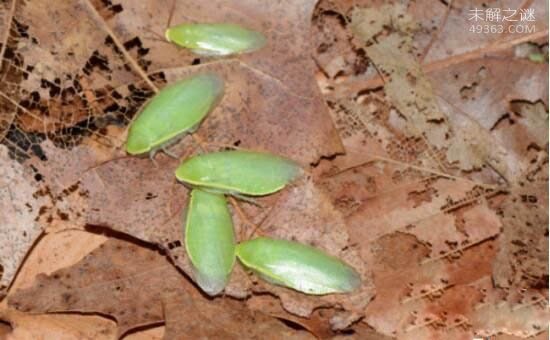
left=162, top=291, right=314, bottom=340
left=318, top=156, right=548, bottom=337
left=349, top=5, right=511, bottom=176
left=469, top=277, right=549, bottom=338
left=0, top=230, right=116, bottom=339
left=0, top=310, right=116, bottom=340
left=1, top=0, right=356, bottom=325
left=0, top=0, right=547, bottom=338
left=7, top=238, right=319, bottom=339
left=0, top=145, right=46, bottom=294
left=2, top=0, right=342, bottom=163
left=8, top=239, right=171, bottom=337
left=493, top=183, right=549, bottom=289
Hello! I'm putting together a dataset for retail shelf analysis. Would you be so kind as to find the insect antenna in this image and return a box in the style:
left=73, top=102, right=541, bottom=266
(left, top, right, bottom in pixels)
left=166, top=0, right=177, bottom=29
left=81, top=154, right=132, bottom=174
left=143, top=27, right=167, bottom=44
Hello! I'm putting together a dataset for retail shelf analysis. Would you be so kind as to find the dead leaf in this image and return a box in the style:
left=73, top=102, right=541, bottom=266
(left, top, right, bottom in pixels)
left=317, top=2, right=547, bottom=186
left=8, top=238, right=317, bottom=339
left=162, top=291, right=315, bottom=340
left=468, top=277, right=549, bottom=338
left=317, top=157, right=547, bottom=337
left=8, top=239, right=171, bottom=337
left=349, top=5, right=513, bottom=178
left=7, top=230, right=108, bottom=292
left=0, top=145, right=46, bottom=294
left=3, top=0, right=342, bottom=164
left=1, top=309, right=116, bottom=340
left=0, top=0, right=547, bottom=338
left=246, top=294, right=334, bottom=339
left=493, top=182, right=549, bottom=289
left=0, top=230, right=161, bottom=339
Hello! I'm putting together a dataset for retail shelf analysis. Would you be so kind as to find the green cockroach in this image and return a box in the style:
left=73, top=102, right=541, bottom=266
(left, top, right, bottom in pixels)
left=236, top=237, right=361, bottom=295
left=165, top=23, right=266, bottom=56
left=174, top=150, right=302, bottom=196
left=184, top=189, right=236, bottom=296
left=126, top=72, right=224, bottom=157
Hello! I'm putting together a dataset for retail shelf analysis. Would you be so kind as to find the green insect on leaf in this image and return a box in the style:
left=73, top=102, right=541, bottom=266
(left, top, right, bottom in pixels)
left=165, top=23, right=266, bottom=56
left=184, top=189, right=236, bottom=296
left=236, top=237, right=361, bottom=295
left=126, top=72, right=224, bottom=157
left=175, top=150, right=302, bottom=196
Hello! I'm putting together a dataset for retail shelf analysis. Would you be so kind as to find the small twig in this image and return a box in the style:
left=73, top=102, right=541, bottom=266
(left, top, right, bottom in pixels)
left=419, top=0, right=453, bottom=63
left=0, top=0, right=16, bottom=73
left=190, top=134, right=208, bottom=153
left=228, top=196, right=263, bottom=241
left=166, top=0, right=177, bottom=29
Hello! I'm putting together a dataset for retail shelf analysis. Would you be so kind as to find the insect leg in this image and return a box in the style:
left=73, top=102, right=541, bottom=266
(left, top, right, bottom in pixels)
left=148, top=149, right=159, bottom=167
left=230, top=192, right=263, bottom=207
left=161, top=146, right=179, bottom=159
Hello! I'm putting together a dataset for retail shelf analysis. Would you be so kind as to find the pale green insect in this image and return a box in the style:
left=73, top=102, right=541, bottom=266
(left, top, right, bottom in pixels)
left=184, top=189, right=236, bottom=296
left=165, top=23, right=266, bottom=56
left=174, top=150, right=302, bottom=196
left=126, top=72, right=224, bottom=157
left=236, top=237, right=361, bottom=295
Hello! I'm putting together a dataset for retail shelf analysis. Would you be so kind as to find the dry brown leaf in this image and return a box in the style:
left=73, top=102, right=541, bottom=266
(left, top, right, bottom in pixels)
left=0, top=229, right=171, bottom=339
left=7, top=230, right=108, bottom=292
left=0, top=0, right=358, bottom=330
left=162, top=291, right=314, bottom=340
left=8, top=239, right=171, bottom=337
left=0, top=145, right=46, bottom=294
left=317, top=157, right=546, bottom=337
left=349, top=5, right=511, bottom=178
left=495, top=330, right=549, bottom=340
left=364, top=234, right=498, bottom=337
left=367, top=237, right=549, bottom=339
left=333, top=162, right=501, bottom=255
left=310, top=4, right=548, bottom=337
left=0, top=0, right=547, bottom=338
left=487, top=100, right=549, bottom=180
left=493, top=182, right=549, bottom=289
left=126, top=326, right=164, bottom=340
left=7, top=238, right=318, bottom=339
left=3, top=0, right=342, bottom=163
left=0, top=321, right=11, bottom=338
left=1, top=310, right=116, bottom=340
left=468, top=276, right=549, bottom=338
left=246, top=294, right=334, bottom=339
left=431, top=60, right=548, bottom=181
left=316, top=2, right=547, bottom=187
left=409, top=1, right=549, bottom=63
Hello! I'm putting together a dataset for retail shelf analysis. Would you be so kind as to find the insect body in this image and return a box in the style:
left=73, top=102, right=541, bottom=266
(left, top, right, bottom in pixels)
left=175, top=150, right=302, bottom=196
left=184, top=189, right=236, bottom=296
left=165, top=23, right=266, bottom=56
left=236, top=237, right=361, bottom=295
left=126, top=72, right=224, bottom=157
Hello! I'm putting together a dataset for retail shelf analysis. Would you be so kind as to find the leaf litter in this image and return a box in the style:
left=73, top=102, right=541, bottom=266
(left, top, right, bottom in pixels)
left=0, top=0, right=548, bottom=339
left=0, top=145, right=46, bottom=295
left=8, top=238, right=315, bottom=339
